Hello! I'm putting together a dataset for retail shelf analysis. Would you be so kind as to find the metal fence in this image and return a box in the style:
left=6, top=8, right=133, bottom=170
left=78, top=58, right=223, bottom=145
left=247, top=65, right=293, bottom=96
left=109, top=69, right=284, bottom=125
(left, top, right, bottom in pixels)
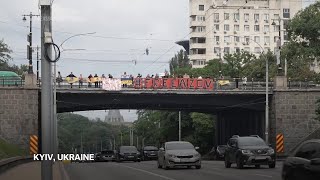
left=0, top=76, right=24, bottom=87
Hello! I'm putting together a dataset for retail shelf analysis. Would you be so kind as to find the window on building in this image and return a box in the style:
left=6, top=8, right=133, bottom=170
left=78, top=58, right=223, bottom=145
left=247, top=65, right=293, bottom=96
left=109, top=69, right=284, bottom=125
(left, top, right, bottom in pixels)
left=254, top=14, right=259, bottom=21
left=264, top=14, right=269, bottom=22
left=254, top=36, right=260, bottom=43
left=244, top=13, right=249, bottom=21
left=197, top=16, right=205, bottom=21
left=274, top=14, right=280, bottom=20
left=264, top=25, right=269, bottom=32
left=234, top=36, right=240, bottom=42
left=274, top=36, right=279, bottom=43
left=224, top=13, right=230, bottom=20
left=224, top=24, right=230, bottom=31
left=284, top=31, right=289, bottom=41
left=234, top=24, right=240, bottom=31
left=197, top=26, right=205, bottom=32
left=214, top=36, right=220, bottom=42
left=283, top=20, right=290, bottom=30
left=224, top=47, right=230, bottom=54
left=264, top=36, right=270, bottom=44
left=254, top=25, right=260, bottom=32
left=214, top=13, right=220, bottom=22
left=234, top=13, right=240, bottom=21
left=254, top=47, right=261, bottom=54
left=197, top=37, right=206, bottom=43
left=244, top=47, right=250, bottom=52
left=198, top=49, right=206, bottom=54
left=283, top=8, right=290, bottom=18
left=214, top=47, right=221, bottom=54
left=274, top=25, right=280, bottom=32
left=214, top=24, right=220, bottom=31
left=199, top=5, right=205, bottom=11
left=224, top=36, right=230, bottom=43
left=244, top=25, right=250, bottom=32
left=244, top=36, right=250, bottom=43
left=235, top=47, right=241, bottom=53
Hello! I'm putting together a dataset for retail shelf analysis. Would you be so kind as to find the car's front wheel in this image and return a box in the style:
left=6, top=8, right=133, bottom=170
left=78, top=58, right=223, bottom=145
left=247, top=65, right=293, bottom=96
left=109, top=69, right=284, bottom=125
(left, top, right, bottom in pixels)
left=195, top=165, right=201, bottom=169
left=236, top=157, right=243, bottom=169
left=224, top=156, right=231, bottom=168
left=269, top=162, right=276, bottom=168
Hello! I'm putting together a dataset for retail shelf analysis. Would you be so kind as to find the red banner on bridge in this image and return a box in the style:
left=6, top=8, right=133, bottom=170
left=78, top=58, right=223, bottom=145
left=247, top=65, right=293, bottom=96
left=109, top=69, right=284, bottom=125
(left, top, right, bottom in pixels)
left=133, top=78, right=214, bottom=90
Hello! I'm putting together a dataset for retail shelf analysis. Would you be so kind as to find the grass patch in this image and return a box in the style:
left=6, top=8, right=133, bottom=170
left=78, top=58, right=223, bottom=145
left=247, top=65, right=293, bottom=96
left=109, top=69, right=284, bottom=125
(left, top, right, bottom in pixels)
left=0, top=138, right=27, bottom=160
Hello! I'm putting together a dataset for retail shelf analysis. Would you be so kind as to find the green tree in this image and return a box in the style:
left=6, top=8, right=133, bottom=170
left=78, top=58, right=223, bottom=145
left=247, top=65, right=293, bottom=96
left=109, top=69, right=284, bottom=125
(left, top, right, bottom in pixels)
left=169, top=50, right=190, bottom=75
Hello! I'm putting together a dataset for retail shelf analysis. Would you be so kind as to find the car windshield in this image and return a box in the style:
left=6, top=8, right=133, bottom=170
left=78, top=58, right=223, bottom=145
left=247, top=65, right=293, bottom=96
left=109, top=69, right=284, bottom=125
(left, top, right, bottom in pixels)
left=238, top=137, right=266, bottom=147
left=144, top=146, right=158, bottom=151
left=101, top=150, right=114, bottom=155
left=120, top=146, right=138, bottom=153
left=166, top=142, right=194, bottom=150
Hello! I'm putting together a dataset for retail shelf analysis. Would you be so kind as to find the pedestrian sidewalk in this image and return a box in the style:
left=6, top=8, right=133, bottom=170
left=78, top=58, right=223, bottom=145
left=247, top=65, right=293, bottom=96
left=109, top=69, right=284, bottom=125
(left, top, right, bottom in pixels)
left=0, top=161, right=67, bottom=180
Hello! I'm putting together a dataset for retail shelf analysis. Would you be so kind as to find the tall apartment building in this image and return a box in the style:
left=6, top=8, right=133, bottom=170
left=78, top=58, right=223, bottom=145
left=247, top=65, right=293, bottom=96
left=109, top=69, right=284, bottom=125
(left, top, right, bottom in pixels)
left=189, top=0, right=303, bottom=68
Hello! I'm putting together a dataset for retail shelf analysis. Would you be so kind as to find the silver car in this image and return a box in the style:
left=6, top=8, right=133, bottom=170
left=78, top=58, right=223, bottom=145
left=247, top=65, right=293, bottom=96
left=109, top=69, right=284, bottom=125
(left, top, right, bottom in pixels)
left=157, top=141, right=201, bottom=169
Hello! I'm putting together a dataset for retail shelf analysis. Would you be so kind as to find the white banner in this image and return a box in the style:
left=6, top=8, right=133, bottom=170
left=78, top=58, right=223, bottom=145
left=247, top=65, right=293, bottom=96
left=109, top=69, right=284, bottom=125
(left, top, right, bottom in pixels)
left=102, top=78, right=122, bottom=91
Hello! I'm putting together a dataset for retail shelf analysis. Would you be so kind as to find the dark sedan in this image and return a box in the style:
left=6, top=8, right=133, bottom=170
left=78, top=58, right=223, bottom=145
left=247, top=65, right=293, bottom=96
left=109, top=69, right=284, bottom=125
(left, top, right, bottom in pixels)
left=282, top=139, right=320, bottom=180
left=141, top=146, right=158, bottom=161
left=116, top=146, right=141, bottom=162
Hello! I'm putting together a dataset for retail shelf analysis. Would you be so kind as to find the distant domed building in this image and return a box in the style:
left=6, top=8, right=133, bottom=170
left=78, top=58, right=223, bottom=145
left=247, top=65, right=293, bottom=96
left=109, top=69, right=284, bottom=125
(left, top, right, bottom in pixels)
left=105, top=110, right=124, bottom=125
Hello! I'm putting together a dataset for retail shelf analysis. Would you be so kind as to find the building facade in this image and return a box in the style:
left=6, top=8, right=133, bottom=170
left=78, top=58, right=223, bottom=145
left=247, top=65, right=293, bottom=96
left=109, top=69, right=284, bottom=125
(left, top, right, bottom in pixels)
left=189, top=0, right=303, bottom=68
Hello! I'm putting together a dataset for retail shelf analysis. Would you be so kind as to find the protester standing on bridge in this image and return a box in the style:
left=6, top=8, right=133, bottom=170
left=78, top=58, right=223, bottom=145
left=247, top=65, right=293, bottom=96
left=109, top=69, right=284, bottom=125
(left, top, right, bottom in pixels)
left=94, top=74, right=99, bottom=88
left=88, top=74, right=93, bottom=88
left=67, top=72, right=76, bottom=88
left=79, top=74, right=83, bottom=88
left=56, top=71, right=63, bottom=87
left=121, top=72, right=128, bottom=87
left=242, top=76, right=247, bottom=90
left=108, top=74, right=113, bottom=78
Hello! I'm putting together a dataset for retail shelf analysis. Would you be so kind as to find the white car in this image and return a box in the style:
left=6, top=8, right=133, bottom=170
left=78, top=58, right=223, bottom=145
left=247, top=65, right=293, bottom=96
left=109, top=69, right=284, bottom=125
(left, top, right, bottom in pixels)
left=157, top=141, right=201, bottom=169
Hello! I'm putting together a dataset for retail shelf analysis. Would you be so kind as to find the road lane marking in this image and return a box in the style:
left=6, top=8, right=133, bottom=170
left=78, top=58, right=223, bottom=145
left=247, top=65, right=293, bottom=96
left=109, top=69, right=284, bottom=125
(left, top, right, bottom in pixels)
left=254, top=174, right=273, bottom=178
left=113, top=163, right=177, bottom=180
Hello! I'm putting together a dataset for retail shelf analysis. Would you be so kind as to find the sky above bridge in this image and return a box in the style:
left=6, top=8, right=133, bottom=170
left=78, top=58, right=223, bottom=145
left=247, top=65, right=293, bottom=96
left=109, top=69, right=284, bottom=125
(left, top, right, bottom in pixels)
left=1, top=0, right=317, bottom=121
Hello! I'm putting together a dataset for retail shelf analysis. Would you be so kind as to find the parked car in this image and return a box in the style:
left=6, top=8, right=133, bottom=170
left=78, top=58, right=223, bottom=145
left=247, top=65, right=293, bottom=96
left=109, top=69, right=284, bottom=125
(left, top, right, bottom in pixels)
left=99, top=150, right=116, bottom=162
left=157, top=141, right=201, bottom=170
left=210, top=145, right=227, bottom=160
left=141, top=146, right=158, bottom=161
left=224, top=135, right=276, bottom=169
left=116, top=146, right=141, bottom=162
left=282, top=139, right=320, bottom=180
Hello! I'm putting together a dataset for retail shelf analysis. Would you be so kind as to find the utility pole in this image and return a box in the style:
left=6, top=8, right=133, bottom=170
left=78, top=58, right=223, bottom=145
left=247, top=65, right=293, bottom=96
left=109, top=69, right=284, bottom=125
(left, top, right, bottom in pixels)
left=179, top=111, right=181, bottom=141
left=120, top=132, right=123, bottom=146
left=40, top=2, right=53, bottom=180
left=36, top=46, right=40, bottom=83
left=100, top=138, right=102, bottom=151
left=22, top=12, right=39, bottom=74
left=136, top=137, right=139, bottom=149
left=265, top=55, right=269, bottom=145
left=80, top=133, right=83, bottom=154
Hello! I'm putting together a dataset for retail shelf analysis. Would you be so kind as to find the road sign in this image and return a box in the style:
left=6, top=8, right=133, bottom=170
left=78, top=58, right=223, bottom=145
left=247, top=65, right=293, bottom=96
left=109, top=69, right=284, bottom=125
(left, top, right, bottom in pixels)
left=276, top=134, right=284, bottom=153
left=30, top=135, right=38, bottom=154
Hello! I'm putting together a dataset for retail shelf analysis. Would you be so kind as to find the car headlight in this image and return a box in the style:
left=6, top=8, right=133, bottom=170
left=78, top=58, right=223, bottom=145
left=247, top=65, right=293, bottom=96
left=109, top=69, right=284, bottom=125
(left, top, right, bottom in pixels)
left=268, top=149, right=275, bottom=155
left=168, top=154, right=177, bottom=158
left=241, top=150, right=253, bottom=155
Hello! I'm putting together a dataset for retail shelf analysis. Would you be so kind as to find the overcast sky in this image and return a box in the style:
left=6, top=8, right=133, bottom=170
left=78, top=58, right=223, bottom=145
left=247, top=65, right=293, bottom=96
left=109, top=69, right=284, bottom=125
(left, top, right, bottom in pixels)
left=0, top=0, right=190, bottom=121
left=0, top=0, right=316, bottom=121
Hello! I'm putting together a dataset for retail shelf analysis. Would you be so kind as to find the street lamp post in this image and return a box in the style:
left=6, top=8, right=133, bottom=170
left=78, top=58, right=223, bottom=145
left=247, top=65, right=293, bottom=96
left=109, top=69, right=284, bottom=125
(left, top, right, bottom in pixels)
left=22, top=12, right=40, bottom=74
left=52, top=32, right=96, bottom=158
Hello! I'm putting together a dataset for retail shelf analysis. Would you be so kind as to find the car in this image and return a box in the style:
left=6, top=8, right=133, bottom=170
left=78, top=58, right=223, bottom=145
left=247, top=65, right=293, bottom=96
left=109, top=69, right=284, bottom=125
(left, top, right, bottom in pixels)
left=99, top=150, right=116, bottom=162
left=157, top=141, right=201, bottom=170
left=210, top=145, right=227, bottom=160
left=282, top=139, right=320, bottom=180
left=116, top=146, right=141, bottom=162
left=141, top=146, right=158, bottom=161
left=224, top=135, right=276, bottom=169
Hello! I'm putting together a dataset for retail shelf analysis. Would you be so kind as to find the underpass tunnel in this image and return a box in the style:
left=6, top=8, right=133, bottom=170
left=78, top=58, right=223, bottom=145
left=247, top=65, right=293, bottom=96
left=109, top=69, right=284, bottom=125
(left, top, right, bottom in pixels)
left=215, top=109, right=265, bottom=146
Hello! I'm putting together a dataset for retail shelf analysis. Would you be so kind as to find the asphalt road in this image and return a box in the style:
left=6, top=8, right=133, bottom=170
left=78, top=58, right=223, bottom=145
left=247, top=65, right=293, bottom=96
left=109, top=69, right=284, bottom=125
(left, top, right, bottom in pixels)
left=64, top=160, right=282, bottom=180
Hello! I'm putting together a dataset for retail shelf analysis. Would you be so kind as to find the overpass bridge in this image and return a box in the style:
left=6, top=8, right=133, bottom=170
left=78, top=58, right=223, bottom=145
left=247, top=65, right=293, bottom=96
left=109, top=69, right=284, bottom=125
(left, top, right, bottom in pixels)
left=1, top=81, right=320, bottom=156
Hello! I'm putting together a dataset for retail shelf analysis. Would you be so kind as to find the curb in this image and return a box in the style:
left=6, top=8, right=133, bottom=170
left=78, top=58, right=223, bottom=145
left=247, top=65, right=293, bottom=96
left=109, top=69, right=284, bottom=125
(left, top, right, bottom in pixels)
left=0, top=156, right=33, bottom=174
